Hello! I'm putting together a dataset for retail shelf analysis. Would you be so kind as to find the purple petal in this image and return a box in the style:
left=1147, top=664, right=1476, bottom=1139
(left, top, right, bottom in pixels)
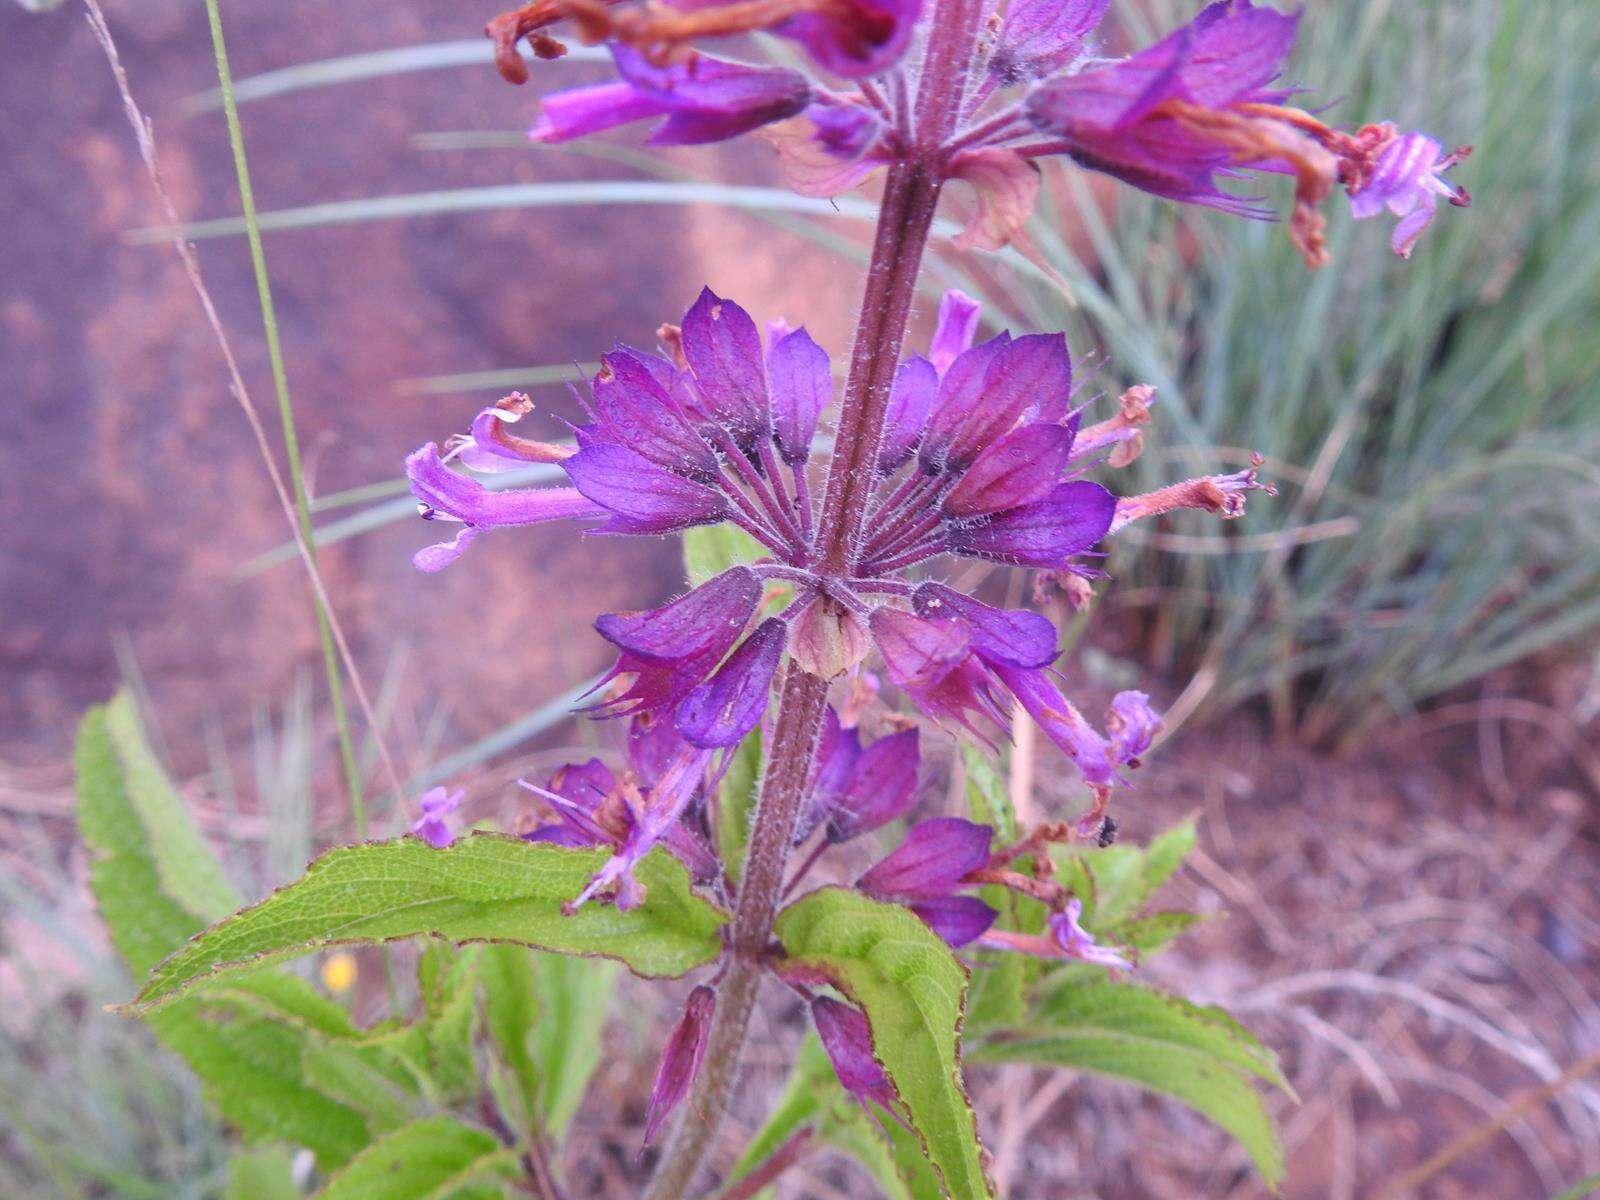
left=870, top=608, right=1009, bottom=737
left=591, top=349, right=720, bottom=479
left=1176, top=2, right=1300, bottom=109
left=812, top=997, right=896, bottom=1109
left=627, top=711, right=686, bottom=781
left=675, top=618, right=786, bottom=748
left=989, top=0, right=1109, bottom=86
left=857, top=817, right=993, bottom=900
left=680, top=287, right=770, bottom=443
left=564, top=443, right=729, bottom=534
left=869, top=608, right=971, bottom=688
left=927, top=290, right=982, bottom=375
left=919, top=332, right=1012, bottom=473
left=412, top=525, right=482, bottom=573
left=797, top=707, right=862, bottom=843
left=767, top=327, right=832, bottom=464
left=530, top=81, right=672, bottom=144
left=942, top=422, right=1075, bottom=519
left=596, top=568, right=761, bottom=664
left=408, top=444, right=606, bottom=529
left=1051, top=898, right=1133, bottom=970
left=521, top=824, right=593, bottom=848
left=947, top=479, right=1115, bottom=568
left=878, top=355, right=938, bottom=473
left=643, top=986, right=715, bottom=1146
left=943, top=333, right=1072, bottom=469
left=993, top=664, right=1115, bottom=786
left=911, top=583, right=1058, bottom=670
left=827, top=727, right=920, bottom=843
left=911, top=895, right=998, bottom=947
left=411, top=787, right=465, bottom=849
left=1106, top=690, right=1162, bottom=763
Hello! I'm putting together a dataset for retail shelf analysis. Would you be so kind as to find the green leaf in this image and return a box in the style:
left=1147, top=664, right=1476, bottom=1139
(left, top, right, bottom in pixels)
left=1117, top=911, right=1206, bottom=955
left=714, top=726, right=763, bottom=886
left=1033, top=979, right=1289, bottom=1092
left=101, top=695, right=239, bottom=919
left=960, top=744, right=1015, bottom=843
left=683, top=523, right=767, bottom=586
left=417, top=942, right=483, bottom=1102
left=129, top=836, right=726, bottom=1010
left=226, top=1145, right=300, bottom=1200
left=727, top=1036, right=831, bottom=1186
left=148, top=995, right=372, bottom=1169
left=76, top=700, right=213, bottom=974
left=775, top=888, right=991, bottom=1200
left=1057, top=815, right=1197, bottom=930
left=313, top=1117, right=515, bottom=1200
left=530, top=954, right=619, bottom=1140
left=301, top=1039, right=420, bottom=1134
left=77, top=699, right=375, bottom=1169
left=480, top=944, right=541, bottom=1132
left=971, top=978, right=1286, bottom=1187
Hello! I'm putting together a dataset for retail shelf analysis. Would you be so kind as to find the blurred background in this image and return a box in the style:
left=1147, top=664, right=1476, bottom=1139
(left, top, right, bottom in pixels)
left=2, top=0, right=1598, bottom=1196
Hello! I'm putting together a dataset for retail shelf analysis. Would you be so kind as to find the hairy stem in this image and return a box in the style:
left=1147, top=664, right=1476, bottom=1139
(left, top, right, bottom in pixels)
left=645, top=2, right=985, bottom=1194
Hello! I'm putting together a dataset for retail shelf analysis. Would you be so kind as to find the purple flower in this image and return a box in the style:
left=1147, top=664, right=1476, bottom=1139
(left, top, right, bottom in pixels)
left=857, top=817, right=998, bottom=946
left=407, top=285, right=1255, bottom=911
left=926, top=289, right=982, bottom=375
left=644, top=985, right=715, bottom=1145
left=1106, top=690, right=1162, bottom=763
left=1347, top=129, right=1471, bottom=258
left=1010, top=1, right=1469, bottom=267
left=405, top=444, right=607, bottom=571
left=979, top=898, right=1133, bottom=971
left=811, top=997, right=898, bottom=1111
left=412, top=787, right=466, bottom=849
left=531, top=46, right=809, bottom=146
left=799, top=709, right=921, bottom=845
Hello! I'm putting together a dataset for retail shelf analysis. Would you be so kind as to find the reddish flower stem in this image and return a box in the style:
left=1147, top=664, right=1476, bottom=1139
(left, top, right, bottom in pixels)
left=644, top=1, right=985, bottom=1194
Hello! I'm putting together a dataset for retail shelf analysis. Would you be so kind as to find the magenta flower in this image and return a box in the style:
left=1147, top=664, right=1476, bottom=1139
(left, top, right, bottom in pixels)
left=856, top=817, right=998, bottom=946
left=644, top=985, right=715, bottom=1145
left=531, top=46, right=809, bottom=146
left=979, top=898, right=1133, bottom=972
left=797, top=707, right=921, bottom=845
left=407, top=287, right=1264, bottom=906
left=1347, top=129, right=1471, bottom=258
left=1014, top=1, right=1470, bottom=266
left=411, top=787, right=466, bottom=849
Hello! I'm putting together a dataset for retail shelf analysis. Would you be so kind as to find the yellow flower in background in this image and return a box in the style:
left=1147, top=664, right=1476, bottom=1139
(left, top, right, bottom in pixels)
left=321, top=951, right=357, bottom=996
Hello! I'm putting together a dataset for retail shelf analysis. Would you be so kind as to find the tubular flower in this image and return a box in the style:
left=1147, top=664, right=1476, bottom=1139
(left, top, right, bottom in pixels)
left=978, top=898, right=1133, bottom=971
left=1014, top=1, right=1471, bottom=266
left=408, top=288, right=1264, bottom=904
left=520, top=717, right=720, bottom=909
left=531, top=46, right=810, bottom=146
left=856, top=817, right=999, bottom=946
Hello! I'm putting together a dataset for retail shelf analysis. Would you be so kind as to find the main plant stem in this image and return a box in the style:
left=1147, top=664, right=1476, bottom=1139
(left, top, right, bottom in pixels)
left=645, top=3, right=984, bottom=1194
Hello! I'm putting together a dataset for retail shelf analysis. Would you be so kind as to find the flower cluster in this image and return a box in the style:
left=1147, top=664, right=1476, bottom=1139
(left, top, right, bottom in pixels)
left=407, top=286, right=1265, bottom=908
left=491, top=0, right=1469, bottom=265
